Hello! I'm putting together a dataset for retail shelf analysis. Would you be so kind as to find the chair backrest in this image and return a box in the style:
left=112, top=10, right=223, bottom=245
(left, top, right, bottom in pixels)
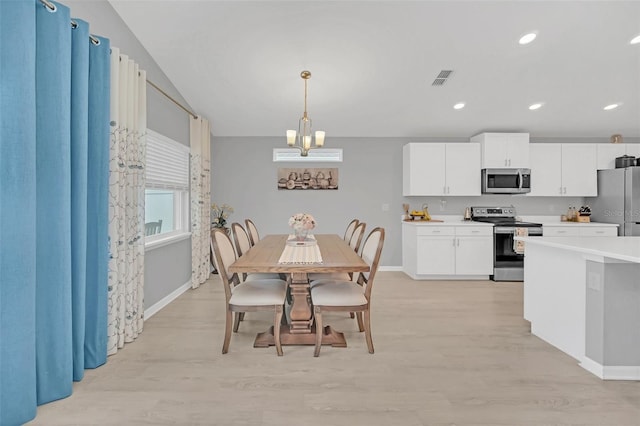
left=145, top=220, right=163, bottom=236
left=343, top=219, right=359, bottom=242
left=245, top=219, right=260, bottom=246
left=357, top=227, right=385, bottom=300
left=349, top=222, right=366, bottom=253
left=231, top=222, right=252, bottom=258
left=211, top=228, right=239, bottom=301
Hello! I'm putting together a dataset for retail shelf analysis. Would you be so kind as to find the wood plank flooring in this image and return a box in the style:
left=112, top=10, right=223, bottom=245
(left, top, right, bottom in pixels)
left=28, top=272, right=640, bottom=425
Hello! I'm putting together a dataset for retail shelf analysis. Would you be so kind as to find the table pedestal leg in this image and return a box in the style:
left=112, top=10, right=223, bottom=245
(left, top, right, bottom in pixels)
left=288, top=272, right=312, bottom=334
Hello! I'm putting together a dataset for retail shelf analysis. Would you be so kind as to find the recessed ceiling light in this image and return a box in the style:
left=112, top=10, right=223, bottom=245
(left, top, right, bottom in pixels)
left=453, top=102, right=465, bottom=110
left=528, top=103, right=543, bottom=110
left=519, top=33, right=537, bottom=45
left=631, top=35, right=640, bottom=45
left=603, top=103, right=619, bottom=110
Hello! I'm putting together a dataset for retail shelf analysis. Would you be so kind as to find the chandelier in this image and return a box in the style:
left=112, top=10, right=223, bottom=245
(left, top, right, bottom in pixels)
left=286, top=70, right=325, bottom=156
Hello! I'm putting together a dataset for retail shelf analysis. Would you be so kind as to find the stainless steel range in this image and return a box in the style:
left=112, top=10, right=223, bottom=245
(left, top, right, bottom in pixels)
left=470, top=206, right=543, bottom=282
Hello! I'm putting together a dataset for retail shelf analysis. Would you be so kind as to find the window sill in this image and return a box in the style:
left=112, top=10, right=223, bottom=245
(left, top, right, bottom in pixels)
left=145, top=231, right=192, bottom=251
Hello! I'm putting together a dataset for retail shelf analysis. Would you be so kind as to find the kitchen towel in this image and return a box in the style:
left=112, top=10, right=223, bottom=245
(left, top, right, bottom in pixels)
left=278, top=237, right=323, bottom=264
left=513, top=227, right=528, bottom=254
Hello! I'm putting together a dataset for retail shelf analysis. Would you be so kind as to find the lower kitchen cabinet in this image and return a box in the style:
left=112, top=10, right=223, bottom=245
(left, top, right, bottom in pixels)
left=403, top=223, right=493, bottom=279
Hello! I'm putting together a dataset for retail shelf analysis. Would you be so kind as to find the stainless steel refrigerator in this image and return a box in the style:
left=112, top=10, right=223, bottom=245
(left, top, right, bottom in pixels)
left=587, top=166, right=640, bottom=236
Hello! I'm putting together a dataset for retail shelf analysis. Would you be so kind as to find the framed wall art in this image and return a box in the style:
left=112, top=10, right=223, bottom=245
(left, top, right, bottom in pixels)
left=277, top=168, right=339, bottom=190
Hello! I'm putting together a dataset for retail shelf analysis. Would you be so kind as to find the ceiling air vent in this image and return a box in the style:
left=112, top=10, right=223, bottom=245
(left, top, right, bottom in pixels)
left=432, top=70, right=454, bottom=86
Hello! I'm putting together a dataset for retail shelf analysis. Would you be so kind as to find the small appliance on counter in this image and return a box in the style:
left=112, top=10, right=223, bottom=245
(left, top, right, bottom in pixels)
left=615, top=155, right=636, bottom=168
left=463, top=207, right=472, bottom=220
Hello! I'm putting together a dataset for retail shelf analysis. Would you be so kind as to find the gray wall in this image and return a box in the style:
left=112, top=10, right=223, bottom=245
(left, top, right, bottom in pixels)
left=66, top=1, right=193, bottom=309
left=211, top=136, right=604, bottom=267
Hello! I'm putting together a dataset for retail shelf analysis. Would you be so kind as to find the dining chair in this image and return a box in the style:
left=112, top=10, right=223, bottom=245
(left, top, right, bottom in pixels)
left=308, top=222, right=366, bottom=285
left=311, top=227, right=385, bottom=357
left=245, top=219, right=260, bottom=246
left=231, top=222, right=281, bottom=282
left=145, top=219, right=163, bottom=236
left=211, top=228, right=287, bottom=356
left=343, top=218, right=359, bottom=242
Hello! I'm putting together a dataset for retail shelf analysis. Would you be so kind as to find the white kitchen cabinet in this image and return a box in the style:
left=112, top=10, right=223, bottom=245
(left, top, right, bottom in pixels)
left=543, top=224, right=618, bottom=237
left=403, top=223, right=493, bottom=279
left=470, top=132, right=530, bottom=168
left=596, top=143, right=640, bottom=169
left=529, top=143, right=597, bottom=196
left=403, top=143, right=480, bottom=196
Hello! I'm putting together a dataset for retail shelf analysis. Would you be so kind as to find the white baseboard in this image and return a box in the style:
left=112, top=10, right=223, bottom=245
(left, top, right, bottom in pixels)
left=379, top=266, right=403, bottom=272
left=144, top=280, right=192, bottom=321
left=581, top=357, right=640, bottom=380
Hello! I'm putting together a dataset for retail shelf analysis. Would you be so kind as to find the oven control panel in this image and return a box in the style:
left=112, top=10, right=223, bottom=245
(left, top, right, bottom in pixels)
left=471, top=206, right=516, bottom=218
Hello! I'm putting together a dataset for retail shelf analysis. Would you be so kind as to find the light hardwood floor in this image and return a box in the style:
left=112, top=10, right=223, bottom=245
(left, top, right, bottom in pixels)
left=29, top=272, right=640, bottom=425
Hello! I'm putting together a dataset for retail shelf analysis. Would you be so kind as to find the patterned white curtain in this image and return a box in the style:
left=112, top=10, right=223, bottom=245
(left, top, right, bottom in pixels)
left=190, top=116, right=211, bottom=289
left=107, top=48, right=147, bottom=355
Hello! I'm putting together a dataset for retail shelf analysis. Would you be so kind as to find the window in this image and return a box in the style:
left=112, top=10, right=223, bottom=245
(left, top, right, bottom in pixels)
left=145, top=130, right=190, bottom=248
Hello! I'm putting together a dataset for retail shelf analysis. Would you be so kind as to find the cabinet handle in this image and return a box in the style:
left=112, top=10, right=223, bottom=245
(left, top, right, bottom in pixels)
left=447, top=186, right=450, bottom=194
left=471, top=230, right=479, bottom=233
left=559, top=187, right=563, bottom=194
left=558, top=230, right=566, bottom=234
left=508, top=159, right=511, bottom=167
left=504, top=159, right=508, bottom=166
left=563, top=187, right=567, bottom=194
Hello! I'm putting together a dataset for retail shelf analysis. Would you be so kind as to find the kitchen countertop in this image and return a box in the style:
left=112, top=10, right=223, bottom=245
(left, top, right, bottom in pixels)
left=515, top=236, right=640, bottom=263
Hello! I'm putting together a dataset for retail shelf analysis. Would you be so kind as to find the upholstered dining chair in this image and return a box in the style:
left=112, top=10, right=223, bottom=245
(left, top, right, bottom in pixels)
left=231, top=222, right=281, bottom=282
left=311, top=227, right=385, bottom=357
left=245, top=219, right=260, bottom=246
left=211, top=228, right=287, bottom=356
left=343, top=218, right=359, bottom=242
left=308, top=222, right=366, bottom=285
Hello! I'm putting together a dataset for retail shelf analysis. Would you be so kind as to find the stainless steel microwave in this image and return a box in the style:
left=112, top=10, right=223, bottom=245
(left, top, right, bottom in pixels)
left=481, top=168, right=531, bottom=194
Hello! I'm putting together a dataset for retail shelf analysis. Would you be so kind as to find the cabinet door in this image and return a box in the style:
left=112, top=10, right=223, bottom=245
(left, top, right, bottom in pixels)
left=416, top=236, right=455, bottom=275
left=403, top=143, right=446, bottom=196
left=626, top=144, right=640, bottom=158
left=529, top=144, right=562, bottom=196
left=480, top=133, right=509, bottom=168
left=596, top=144, right=626, bottom=170
left=445, top=143, right=481, bottom=195
left=455, top=236, right=493, bottom=275
left=505, top=133, right=530, bottom=168
left=562, top=144, right=597, bottom=196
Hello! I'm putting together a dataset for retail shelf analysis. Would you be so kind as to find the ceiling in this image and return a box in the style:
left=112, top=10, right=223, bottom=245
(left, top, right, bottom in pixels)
left=109, top=1, right=640, bottom=139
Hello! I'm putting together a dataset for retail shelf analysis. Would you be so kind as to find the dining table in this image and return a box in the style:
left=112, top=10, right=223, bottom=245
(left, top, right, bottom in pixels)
left=228, top=234, right=369, bottom=347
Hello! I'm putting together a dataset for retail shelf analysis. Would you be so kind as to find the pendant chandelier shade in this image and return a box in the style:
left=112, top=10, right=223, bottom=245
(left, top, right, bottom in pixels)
left=286, top=70, right=325, bottom=156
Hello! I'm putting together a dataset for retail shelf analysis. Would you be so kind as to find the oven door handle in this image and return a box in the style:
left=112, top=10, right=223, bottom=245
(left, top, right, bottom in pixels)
left=495, top=227, right=516, bottom=234
left=495, top=227, right=543, bottom=235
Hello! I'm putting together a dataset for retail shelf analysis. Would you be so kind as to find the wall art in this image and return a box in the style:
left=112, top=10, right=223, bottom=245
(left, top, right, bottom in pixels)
left=277, top=168, right=338, bottom=190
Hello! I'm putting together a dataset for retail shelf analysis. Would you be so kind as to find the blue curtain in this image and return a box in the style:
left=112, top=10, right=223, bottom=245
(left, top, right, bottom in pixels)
left=0, top=1, right=110, bottom=424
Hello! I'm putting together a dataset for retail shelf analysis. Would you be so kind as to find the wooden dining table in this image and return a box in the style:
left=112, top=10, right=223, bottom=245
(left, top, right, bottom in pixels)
left=228, top=234, right=369, bottom=347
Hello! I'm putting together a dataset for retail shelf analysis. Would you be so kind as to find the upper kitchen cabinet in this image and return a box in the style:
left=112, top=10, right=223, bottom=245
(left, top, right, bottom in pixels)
left=529, top=143, right=597, bottom=196
left=596, top=143, right=640, bottom=169
left=403, top=143, right=480, bottom=196
left=470, top=132, right=530, bottom=168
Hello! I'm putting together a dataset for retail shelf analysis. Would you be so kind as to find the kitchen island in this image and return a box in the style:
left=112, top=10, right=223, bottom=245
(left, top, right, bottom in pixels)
left=517, top=236, right=640, bottom=380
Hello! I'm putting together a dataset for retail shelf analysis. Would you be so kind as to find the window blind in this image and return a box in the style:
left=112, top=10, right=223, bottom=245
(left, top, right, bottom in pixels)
left=146, top=130, right=190, bottom=190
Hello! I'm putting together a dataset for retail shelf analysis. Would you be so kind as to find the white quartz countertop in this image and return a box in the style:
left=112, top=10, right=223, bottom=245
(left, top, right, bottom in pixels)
left=540, top=222, right=619, bottom=228
left=516, top=236, right=640, bottom=263
left=402, top=220, right=494, bottom=227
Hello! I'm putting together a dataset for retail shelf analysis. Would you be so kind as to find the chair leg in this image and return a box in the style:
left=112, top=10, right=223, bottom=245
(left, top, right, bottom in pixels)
left=364, top=309, right=374, bottom=354
left=314, top=306, right=323, bottom=357
left=274, top=305, right=283, bottom=356
left=233, top=312, right=241, bottom=333
left=239, top=312, right=245, bottom=321
left=349, top=312, right=355, bottom=319
left=222, top=309, right=232, bottom=354
left=356, top=311, right=365, bottom=332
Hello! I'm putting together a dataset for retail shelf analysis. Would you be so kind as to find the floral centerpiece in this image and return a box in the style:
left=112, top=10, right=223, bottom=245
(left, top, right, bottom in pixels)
left=288, top=213, right=316, bottom=241
left=211, top=203, right=233, bottom=231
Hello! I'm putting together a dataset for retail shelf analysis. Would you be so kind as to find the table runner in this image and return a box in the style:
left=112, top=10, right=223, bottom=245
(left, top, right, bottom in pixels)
left=278, top=235, right=323, bottom=264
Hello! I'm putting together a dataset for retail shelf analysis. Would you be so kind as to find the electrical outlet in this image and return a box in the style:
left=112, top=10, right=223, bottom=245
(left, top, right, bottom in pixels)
left=382, top=203, right=390, bottom=212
